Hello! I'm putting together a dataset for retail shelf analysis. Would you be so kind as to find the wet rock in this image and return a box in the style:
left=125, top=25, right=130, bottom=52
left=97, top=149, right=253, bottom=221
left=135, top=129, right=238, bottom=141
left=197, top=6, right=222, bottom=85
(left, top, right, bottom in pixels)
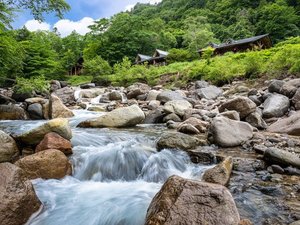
left=285, top=166, right=300, bottom=176
left=268, top=111, right=300, bottom=135
left=157, top=90, right=185, bottom=103
left=27, top=103, right=43, bottom=119
left=50, top=94, right=74, bottom=118
left=15, top=149, right=72, bottom=179
left=144, top=108, right=165, bottom=124
left=59, top=81, right=68, bottom=88
left=25, top=97, right=47, bottom=104
left=54, top=87, right=75, bottom=105
left=264, top=148, right=300, bottom=169
left=269, top=80, right=285, bottom=93
left=0, top=163, right=41, bottom=225
left=280, top=83, right=297, bottom=98
left=80, top=83, right=96, bottom=89
left=0, top=104, right=28, bottom=120
left=12, top=92, right=33, bottom=102
left=289, top=221, right=300, bottom=225
left=271, top=165, right=285, bottom=174
left=0, top=94, right=15, bottom=104
left=248, top=95, right=262, bottom=106
left=108, top=91, right=123, bottom=101
left=145, top=175, right=240, bottom=225
left=163, top=113, right=182, bottom=122
left=0, top=130, right=19, bottom=162
left=163, top=100, right=192, bottom=116
left=126, top=83, right=150, bottom=99
left=16, top=118, right=72, bottom=145
left=219, top=96, right=256, bottom=119
left=245, top=112, right=267, bottom=129
left=87, top=106, right=106, bottom=112
left=35, top=132, right=72, bottom=155
left=292, top=88, right=300, bottom=110
left=210, top=117, right=253, bottom=147
left=195, top=80, right=209, bottom=89
left=78, top=105, right=145, bottom=128
left=263, top=94, right=290, bottom=118
left=233, top=158, right=266, bottom=172
left=157, top=132, right=204, bottom=151
left=202, top=157, right=233, bottom=186
left=220, top=110, right=240, bottom=121
left=196, top=85, right=223, bottom=100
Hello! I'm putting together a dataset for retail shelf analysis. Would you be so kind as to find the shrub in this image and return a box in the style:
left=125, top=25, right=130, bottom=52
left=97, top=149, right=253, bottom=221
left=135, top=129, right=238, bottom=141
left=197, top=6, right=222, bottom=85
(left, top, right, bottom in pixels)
left=14, top=75, right=50, bottom=94
left=166, top=48, right=197, bottom=64
left=83, top=56, right=112, bottom=77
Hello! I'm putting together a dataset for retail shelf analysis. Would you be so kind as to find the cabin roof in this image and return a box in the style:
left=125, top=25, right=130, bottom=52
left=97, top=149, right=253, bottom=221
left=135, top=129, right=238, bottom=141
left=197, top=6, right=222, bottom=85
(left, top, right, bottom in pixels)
left=199, top=34, right=270, bottom=52
left=154, top=49, right=169, bottom=57
left=137, top=54, right=152, bottom=61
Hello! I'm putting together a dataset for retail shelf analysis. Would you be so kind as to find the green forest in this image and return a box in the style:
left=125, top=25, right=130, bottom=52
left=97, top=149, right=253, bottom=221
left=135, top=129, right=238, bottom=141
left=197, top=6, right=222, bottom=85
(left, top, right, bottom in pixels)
left=1, top=0, right=300, bottom=90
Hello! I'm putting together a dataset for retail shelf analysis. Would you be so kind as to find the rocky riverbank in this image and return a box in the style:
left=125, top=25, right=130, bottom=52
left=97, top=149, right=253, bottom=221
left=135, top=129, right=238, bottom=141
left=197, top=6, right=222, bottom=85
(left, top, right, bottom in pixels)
left=0, top=77, right=300, bottom=225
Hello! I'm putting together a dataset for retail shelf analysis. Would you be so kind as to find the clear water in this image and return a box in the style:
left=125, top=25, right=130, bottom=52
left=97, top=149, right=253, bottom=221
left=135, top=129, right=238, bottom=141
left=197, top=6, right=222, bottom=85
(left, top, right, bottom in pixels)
left=0, top=110, right=212, bottom=225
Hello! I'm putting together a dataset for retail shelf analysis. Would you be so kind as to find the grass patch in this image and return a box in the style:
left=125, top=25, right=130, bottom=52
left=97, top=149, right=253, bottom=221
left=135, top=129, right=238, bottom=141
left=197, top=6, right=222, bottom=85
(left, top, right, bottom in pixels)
left=66, top=75, right=93, bottom=86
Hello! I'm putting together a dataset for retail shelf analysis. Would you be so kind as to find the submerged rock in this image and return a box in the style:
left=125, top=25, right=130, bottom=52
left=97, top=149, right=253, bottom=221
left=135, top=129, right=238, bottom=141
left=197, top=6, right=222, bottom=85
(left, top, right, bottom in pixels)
left=35, top=132, right=72, bottom=155
left=15, top=149, right=72, bottom=179
left=78, top=104, right=145, bottom=128
left=219, top=96, right=256, bottom=119
left=145, top=175, right=240, bottom=225
left=0, top=130, right=19, bottom=162
left=157, top=132, right=205, bottom=151
left=16, top=118, right=72, bottom=145
left=210, top=116, right=253, bottom=147
left=202, top=156, right=233, bottom=186
left=0, top=163, right=41, bottom=225
left=0, top=104, right=28, bottom=120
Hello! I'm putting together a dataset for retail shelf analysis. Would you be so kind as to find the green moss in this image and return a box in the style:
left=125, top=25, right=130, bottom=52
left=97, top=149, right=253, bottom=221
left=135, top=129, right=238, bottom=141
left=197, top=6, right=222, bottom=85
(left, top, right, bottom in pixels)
left=66, top=75, right=93, bottom=86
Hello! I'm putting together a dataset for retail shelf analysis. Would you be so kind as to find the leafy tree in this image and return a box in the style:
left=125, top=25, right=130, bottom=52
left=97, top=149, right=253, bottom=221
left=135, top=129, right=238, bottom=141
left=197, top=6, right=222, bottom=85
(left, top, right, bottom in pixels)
left=84, top=56, right=112, bottom=77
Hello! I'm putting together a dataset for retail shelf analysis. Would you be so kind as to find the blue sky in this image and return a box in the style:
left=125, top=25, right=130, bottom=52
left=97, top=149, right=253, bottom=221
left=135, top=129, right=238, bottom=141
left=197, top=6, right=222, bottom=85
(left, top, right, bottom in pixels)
left=14, top=0, right=161, bottom=37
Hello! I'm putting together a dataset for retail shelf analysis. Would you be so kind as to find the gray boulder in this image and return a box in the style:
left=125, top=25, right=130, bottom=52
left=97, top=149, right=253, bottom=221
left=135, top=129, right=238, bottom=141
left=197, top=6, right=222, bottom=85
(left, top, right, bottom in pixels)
left=264, top=148, right=300, bottom=169
left=78, top=105, right=145, bottom=128
left=27, top=103, right=43, bottom=119
left=219, top=96, right=256, bottom=119
left=108, top=91, right=123, bottom=101
left=196, top=85, right=223, bottom=100
left=126, top=83, right=150, bottom=99
left=157, top=90, right=185, bottom=103
left=145, top=175, right=240, bottom=225
left=210, top=116, right=253, bottom=147
left=0, top=105, right=28, bottom=120
left=0, top=130, right=19, bottom=162
left=144, top=108, right=165, bottom=124
left=54, top=86, right=75, bottom=105
left=246, top=112, right=267, bottom=129
left=195, top=80, right=209, bottom=89
left=268, top=80, right=285, bottom=93
left=50, top=94, right=74, bottom=118
left=163, top=100, right=192, bottom=116
left=157, top=132, right=204, bottom=151
left=263, top=94, right=290, bottom=118
left=292, top=88, right=300, bottom=110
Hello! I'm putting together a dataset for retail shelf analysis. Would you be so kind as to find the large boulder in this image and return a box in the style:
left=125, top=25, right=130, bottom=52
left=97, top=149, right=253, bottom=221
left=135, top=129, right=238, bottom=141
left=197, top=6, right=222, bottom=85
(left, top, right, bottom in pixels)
left=245, top=112, right=267, bottom=129
left=219, top=97, right=256, bottom=119
left=157, top=132, right=204, bottom=151
left=268, top=80, right=285, bottom=93
left=0, top=105, right=28, bottom=120
left=78, top=104, right=145, bottom=128
left=16, top=118, right=72, bottom=145
left=108, top=91, right=123, bottom=101
left=264, top=148, right=300, bottom=169
left=267, top=112, right=300, bottom=135
left=196, top=85, right=223, bottom=100
left=15, top=149, right=72, bottom=179
left=0, top=163, right=41, bottom=225
left=157, top=90, right=185, bottom=103
left=54, top=86, right=75, bottom=105
left=0, top=130, right=19, bottom=162
left=35, top=132, right=72, bottom=155
left=0, top=94, right=15, bottom=104
left=50, top=94, right=74, bottom=118
left=144, top=107, right=165, bottom=124
left=210, top=116, right=253, bottom=147
left=145, top=175, right=240, bottom=225
left=202, top=157, right=233, bottom=186
left=263, top=94, right=290, bottom=118
left=163, top=100, right=192, bottom=117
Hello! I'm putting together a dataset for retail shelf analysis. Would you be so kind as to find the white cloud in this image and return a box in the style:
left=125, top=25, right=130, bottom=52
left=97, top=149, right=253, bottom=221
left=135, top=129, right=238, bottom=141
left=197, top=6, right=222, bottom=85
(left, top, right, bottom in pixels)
left=53, top=17, right=95, bottom=37
left=125, top=4, right=135, bottom=12
left=125, top=0, right=162, bottom=12
left=24, top=20, right=51, bottom=31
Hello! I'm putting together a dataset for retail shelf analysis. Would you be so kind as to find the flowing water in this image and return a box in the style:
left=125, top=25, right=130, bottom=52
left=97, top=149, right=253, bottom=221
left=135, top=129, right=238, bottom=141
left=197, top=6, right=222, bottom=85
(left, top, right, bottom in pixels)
left=0, top=110, right=212, bottom=225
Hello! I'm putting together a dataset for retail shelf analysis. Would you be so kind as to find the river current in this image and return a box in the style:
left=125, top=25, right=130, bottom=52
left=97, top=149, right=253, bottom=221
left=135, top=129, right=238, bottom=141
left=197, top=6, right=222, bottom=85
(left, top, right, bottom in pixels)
left=0, top=110, right=212, bottom=225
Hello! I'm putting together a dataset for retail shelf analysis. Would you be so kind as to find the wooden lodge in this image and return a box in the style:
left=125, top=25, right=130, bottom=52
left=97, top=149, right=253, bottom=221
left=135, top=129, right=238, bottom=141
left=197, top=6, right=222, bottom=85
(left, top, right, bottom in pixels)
left=198, top=34, right=272, bottom=56
left=135, top=49, right=169, bottom=65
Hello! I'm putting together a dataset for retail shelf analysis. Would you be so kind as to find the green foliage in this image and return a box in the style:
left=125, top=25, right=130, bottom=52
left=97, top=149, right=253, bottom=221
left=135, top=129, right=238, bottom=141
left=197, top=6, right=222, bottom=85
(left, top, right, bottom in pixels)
left=66, top=75, right=93, bottom=86
left=83, top=56, right=112, bottom=77
left=14, top=75, right=50, bottom=94
left=166, top=48, right=197, bottom=64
